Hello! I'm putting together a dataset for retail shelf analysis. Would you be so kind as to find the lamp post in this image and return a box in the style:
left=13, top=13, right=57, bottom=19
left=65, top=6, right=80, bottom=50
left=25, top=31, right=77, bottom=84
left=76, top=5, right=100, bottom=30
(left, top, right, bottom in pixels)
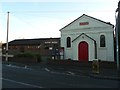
left=115, top=1, right=120, bottom=72
left=5, top=12, right=10, bottom=62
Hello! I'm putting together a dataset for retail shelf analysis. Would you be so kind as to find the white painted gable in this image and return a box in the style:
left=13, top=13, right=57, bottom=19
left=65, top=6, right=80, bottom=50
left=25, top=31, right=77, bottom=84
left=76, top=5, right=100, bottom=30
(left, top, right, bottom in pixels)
left=60, top=14, right=114, bottom=62
left=60, top=14, right=113, bottom=31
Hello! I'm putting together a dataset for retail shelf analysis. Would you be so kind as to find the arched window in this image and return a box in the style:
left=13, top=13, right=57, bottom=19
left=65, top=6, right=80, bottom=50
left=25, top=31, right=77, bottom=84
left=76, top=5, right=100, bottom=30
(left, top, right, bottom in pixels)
left=67, top=37, right=71, bottom=48
left=100, top=35, right=106, bottom=47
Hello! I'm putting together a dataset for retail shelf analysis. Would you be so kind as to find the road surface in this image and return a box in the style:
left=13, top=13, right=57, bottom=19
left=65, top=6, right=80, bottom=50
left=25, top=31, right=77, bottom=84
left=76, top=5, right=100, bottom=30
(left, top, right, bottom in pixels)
left=2, top=62, right=119, bottom=88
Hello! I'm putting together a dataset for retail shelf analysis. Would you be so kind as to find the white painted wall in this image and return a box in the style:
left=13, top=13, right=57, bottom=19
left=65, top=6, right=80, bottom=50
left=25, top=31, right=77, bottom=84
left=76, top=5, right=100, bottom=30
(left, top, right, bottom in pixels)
left=60, top=14, right=114, bottom=62
left=72, top=33, right=95, bottom=61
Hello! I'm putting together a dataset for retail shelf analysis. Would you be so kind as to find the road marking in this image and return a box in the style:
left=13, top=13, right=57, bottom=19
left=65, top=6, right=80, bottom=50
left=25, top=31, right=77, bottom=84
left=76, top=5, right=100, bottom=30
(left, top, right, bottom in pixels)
left=67, top=71, right=75, bottom=75
left=51, top=71, right=74, bottom=76
left=1, top=78, right=44, bottom=88
left=2, top=54, right=14, bottom=57
left=5, top=64, right=32, bottom=70
left=4, top=64, right=90, bottom=78
left=50, top=71, right=90, bottom=78
left=44, top=68, right=50, bottom=72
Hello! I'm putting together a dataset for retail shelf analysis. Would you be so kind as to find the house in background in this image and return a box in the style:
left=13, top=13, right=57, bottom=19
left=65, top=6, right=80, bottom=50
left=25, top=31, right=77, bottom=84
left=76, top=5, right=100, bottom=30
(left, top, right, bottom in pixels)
left=60, top=14, right=114, bottom=62
left=2, top=38, right=60, bottom=60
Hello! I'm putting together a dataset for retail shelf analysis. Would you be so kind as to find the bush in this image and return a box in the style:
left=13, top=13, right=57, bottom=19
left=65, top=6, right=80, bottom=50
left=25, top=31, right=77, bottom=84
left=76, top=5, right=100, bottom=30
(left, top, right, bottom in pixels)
left=14, top=53, right=41, bottom=62
left=14, top=53, right=35, bottom=58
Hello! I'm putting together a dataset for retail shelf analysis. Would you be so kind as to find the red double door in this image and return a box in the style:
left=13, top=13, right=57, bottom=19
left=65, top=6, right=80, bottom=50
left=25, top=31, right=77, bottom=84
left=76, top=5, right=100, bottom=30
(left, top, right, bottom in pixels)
left=78, top=41, right=88, bottom=62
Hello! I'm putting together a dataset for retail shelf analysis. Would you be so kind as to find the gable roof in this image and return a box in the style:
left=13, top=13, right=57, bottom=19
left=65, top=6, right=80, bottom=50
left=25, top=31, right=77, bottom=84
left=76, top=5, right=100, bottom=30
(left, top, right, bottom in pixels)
left=59, top=14, right=114, bottom=31
left=9, top=39, right=43, bottom=45
left=2, top=38, right=60, bottom=46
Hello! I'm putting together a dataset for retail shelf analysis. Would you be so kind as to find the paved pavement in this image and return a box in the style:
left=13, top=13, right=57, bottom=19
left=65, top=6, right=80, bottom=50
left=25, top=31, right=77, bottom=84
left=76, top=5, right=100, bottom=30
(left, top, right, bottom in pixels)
left=2, top=61, right=120, bottom=81
left=48, top=65, right=120, bottom=80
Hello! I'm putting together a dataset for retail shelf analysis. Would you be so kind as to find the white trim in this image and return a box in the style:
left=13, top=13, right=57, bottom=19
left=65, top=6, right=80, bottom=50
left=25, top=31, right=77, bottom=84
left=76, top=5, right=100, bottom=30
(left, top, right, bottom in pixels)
left=62, top=30, right=113, bottom=35
left=99, top=33, right=106, bottom=48
left=66, top=36, right=72, bottom=48
left=72, top=34, right=95, bottom=61
left=2, top=78, right=44, bottom=88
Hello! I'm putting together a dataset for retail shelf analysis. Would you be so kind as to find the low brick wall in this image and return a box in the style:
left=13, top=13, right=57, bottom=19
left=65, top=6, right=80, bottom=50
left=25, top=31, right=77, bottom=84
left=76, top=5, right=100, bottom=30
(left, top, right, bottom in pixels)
left=98, top=61, right=117, bottom=69
left=47, top=59, right=117, bottom=69
left=2, top=57, right=38, bottom=64
left=47, top=59, right=92, bottom=68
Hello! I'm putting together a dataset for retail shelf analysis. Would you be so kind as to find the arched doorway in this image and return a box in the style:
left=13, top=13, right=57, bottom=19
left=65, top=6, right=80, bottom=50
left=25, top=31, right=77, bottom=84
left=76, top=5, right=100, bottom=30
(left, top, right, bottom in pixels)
left=78, top=41, right=88, bottom=62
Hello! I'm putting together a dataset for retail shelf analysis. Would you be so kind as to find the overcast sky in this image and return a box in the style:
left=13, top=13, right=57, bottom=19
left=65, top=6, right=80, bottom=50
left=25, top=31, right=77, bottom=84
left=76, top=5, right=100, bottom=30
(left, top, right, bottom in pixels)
left=0, top=0, right=119, bottom=43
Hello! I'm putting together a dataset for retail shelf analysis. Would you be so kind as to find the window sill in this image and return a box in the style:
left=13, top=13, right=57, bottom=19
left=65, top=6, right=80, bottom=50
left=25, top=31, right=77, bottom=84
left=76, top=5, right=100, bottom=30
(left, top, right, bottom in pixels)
left=99, top=47, right=107, bottom=50
left=66, top=47, right=72, bottom=50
